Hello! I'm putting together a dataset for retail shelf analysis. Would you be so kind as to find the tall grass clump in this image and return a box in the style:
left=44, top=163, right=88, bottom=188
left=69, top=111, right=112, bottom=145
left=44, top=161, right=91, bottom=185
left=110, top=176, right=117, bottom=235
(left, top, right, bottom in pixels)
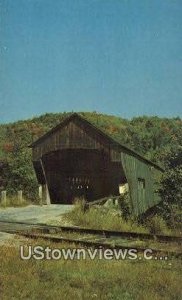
left=145, top=215, right=170, bottom=235
left=64, top=198, right=147, bottom=233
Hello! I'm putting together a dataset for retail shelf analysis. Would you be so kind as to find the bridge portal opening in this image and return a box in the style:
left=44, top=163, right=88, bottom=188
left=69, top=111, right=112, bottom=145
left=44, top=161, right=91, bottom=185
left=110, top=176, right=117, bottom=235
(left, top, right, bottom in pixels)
left=41, top=149, right=126, bottom=204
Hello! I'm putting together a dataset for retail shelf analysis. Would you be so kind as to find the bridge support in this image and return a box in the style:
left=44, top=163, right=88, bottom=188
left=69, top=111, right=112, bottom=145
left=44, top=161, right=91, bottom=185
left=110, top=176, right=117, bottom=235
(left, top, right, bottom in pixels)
left=42, top=184, right=51, bottom=205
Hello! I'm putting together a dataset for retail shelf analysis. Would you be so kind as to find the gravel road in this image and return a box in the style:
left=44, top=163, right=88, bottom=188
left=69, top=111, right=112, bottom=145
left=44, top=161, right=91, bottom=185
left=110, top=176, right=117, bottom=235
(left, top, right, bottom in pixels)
left=0, top=204, right=73, bottom=224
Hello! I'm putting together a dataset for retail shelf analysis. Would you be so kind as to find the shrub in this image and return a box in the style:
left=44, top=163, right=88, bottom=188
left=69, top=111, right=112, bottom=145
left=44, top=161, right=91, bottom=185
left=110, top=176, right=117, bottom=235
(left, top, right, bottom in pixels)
left=117, top=193, right=132, bottom=220
left=145, top=215, right=169, bottom=235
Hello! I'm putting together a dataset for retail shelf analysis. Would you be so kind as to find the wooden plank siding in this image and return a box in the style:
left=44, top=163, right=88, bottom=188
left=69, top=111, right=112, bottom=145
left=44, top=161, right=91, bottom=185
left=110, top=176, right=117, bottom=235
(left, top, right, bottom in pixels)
left=32, top=118, right=120, bottom=162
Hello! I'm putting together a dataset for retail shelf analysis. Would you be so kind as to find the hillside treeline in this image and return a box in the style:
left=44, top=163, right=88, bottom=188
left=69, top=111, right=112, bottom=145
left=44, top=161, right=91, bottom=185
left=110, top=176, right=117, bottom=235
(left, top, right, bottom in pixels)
left=0, top=112, right=181, bottom=221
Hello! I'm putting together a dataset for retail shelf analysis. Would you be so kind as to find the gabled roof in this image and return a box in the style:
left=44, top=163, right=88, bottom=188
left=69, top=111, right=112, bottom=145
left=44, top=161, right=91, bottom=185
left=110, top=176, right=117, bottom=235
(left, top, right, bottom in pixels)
left=29, top=113, right=164, bottom=171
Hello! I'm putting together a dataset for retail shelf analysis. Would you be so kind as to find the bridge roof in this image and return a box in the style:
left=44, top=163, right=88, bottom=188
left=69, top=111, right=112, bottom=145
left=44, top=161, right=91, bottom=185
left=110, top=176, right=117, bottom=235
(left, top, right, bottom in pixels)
left=29, top=113, right=164, bottom=171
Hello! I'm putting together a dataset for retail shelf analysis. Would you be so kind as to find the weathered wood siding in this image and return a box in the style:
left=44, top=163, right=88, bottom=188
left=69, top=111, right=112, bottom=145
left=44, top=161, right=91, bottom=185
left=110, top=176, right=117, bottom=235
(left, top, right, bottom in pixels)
left=121, top=151, right=162, bottom=216
left=32, top=118, right=120, bottom=162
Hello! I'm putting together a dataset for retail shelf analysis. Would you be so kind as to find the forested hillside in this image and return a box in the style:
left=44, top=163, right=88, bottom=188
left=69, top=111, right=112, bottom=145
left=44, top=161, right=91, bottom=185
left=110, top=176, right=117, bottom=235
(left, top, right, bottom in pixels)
left=0, top=112, right=181, bottom=216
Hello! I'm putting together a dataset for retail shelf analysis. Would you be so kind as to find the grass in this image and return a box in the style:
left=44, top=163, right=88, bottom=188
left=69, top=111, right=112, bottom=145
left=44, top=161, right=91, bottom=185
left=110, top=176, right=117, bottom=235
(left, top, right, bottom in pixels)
left=145, top=215, right=173, bottom=235
left=64, top=199, right=148, bottom=233
left=64, top=199, right=179, bottom=236
left=0, top=196, right=31, bottom=208
left=0, top=239, right=181, bottom=300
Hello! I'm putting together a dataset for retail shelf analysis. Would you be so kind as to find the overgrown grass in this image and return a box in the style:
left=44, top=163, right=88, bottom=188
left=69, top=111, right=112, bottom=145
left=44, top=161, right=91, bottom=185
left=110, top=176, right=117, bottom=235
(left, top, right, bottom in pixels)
left=64, top=198, right=148, bottom=233
left=0, top=196, right=31, bottom=208
left=64, top=199, right=179, bottom=235
left=145, top=215, right=171, bottom=235
left=0, top=241, right=181, bottom=300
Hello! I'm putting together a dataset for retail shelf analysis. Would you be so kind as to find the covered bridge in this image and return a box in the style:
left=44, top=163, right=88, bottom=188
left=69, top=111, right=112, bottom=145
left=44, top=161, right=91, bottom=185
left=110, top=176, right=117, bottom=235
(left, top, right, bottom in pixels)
left=29, top=113, right=163, bottom=216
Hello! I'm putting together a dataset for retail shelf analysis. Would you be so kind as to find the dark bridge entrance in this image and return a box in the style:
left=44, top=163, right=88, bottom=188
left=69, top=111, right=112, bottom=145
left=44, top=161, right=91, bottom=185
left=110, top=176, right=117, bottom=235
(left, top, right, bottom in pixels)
left=41, top=149, right=125, bottom=204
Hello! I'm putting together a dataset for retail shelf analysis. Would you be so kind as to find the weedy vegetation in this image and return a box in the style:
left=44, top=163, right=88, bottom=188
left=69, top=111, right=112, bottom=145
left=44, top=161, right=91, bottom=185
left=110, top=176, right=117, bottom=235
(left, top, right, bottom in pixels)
left=64, top=198, right=180, bottom=236
left=0, top=240, right=181, bottom=300
left=64, top=198, right=147, bottom=233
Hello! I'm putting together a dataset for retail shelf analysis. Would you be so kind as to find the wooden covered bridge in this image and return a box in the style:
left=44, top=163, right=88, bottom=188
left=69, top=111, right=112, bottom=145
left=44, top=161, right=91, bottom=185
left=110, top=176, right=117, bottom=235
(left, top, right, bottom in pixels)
left=29, top=113, right=163, bottom=216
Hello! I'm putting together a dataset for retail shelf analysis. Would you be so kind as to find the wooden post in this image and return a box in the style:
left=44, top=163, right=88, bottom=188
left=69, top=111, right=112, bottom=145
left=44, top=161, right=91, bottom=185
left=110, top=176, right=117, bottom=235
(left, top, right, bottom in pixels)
left=40, top=159, right=51, bottom=205
left=45, top=184, right=51, bottom=205
left=39, top=185, right=43, bottom=206
left=1, top=190, right=7, bottom=206
left=42, top=185, right=46, bottom=205
left=42, top=184, right=51, bottom=205
left=18, top=190, right=23, bottom=204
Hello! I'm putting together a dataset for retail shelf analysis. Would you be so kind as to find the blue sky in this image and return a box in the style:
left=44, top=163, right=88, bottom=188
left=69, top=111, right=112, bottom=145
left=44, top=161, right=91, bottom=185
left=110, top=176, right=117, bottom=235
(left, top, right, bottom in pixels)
left=0, top=0, right=181, bottom=123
